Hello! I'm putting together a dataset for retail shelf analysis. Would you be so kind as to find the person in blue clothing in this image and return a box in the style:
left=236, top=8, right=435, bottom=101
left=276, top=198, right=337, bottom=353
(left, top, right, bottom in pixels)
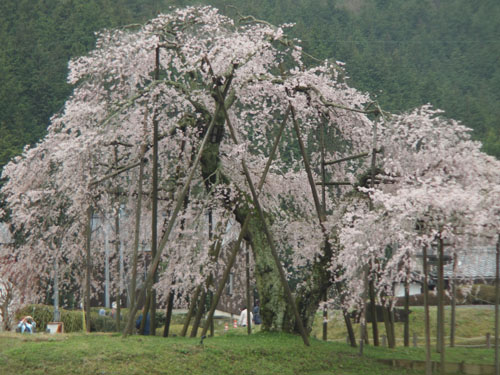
left=136, top=313, right=151, bottom=335
left=17, top=316, right=36, bottom=333
left=253, top=300, right=262, bottom=325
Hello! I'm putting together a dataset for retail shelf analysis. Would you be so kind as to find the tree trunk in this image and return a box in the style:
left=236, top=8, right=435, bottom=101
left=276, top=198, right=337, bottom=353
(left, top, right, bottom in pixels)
left=181, top=285, right=200, bottom=337
left=369, top=278, right=380, bottom=346
left=190, top=289, right=207, bottom=337
left=163, top=290, right=174, bottom=337
left=404, top=277, right=410, bottom=347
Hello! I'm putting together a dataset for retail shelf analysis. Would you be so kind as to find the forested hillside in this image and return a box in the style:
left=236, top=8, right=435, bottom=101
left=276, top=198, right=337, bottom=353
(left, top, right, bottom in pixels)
left=1, top=0, right=498, bottom=172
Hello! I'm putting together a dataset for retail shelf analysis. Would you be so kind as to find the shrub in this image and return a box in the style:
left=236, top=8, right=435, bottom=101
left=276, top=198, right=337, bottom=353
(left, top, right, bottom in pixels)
left=465, top=284, right=496, bottom=305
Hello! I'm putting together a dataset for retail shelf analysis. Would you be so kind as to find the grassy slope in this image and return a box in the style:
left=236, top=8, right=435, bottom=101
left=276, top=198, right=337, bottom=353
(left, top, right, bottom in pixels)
left=311, top=306, right=495, bottom=346
left=1, top=306, right=494, bottom=374
left=0, top=332, right=426, bottom=375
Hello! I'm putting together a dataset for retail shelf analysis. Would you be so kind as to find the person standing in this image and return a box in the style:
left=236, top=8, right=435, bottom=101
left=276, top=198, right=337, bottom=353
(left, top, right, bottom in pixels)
left=253, top=300, right=262, bottom=325
left=238, top=306, right=253, bottom=327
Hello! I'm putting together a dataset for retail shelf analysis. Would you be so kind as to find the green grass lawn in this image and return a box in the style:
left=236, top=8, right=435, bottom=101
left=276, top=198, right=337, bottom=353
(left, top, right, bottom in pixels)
left=0, top=306, right=495, bottom=375
left=311, top=306, right=496, bottom=347
left=0, top=331, right=427, bottom=375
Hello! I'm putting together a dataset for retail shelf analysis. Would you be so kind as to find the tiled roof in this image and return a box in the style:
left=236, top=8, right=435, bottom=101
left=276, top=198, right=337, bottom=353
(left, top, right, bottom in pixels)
left=443, top=246, right=497, bottom=279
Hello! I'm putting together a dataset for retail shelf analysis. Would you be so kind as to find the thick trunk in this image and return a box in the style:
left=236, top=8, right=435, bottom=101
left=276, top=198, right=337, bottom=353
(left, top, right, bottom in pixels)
left=234, top=206, right=287, bottom=331
left=282, top=241, right=332, bottom=334
left=199, top=106, right=289, bottom=331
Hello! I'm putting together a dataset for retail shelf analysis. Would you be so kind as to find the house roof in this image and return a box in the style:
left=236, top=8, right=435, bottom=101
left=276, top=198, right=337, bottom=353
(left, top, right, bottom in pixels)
left=443, top=246, right=497, bottom=280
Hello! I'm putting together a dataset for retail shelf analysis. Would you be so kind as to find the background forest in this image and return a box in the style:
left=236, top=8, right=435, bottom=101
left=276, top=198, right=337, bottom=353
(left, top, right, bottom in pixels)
left=0, top=0, right=499, bottom=175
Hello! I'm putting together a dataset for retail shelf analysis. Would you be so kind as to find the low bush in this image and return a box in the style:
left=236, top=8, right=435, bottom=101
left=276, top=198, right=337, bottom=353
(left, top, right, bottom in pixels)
left=466, top=284, right=496, bottom=304
left=394, top=283, right=495, bottom=306
left=15, top=305, right=83, bottom=333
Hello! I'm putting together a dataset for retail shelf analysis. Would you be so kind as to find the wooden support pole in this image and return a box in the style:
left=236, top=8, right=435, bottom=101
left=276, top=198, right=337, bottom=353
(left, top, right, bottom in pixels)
left=404, top=277, right=410, bottom=347
left=495, top=234, right=499, bottom=375
left=438, top=236, right=446, bottom=375
left=246, top=245, right=252, bottom=335
left=150, top=45, right=160, bottom=336
left=323, top=152, right=370, bottom=165
left=201, top=217, right=250, bottom=338
left=368, top=121, right=380, bottom=346
left=289, top=105, right=325, bottom=223
left=84, top=206, right=93, bottom=333
left=241, top=163, right=310, bottom=346
left=319, top=120, right=328, bottom=342
left=450, top=252, right=457, bottom=348
left=123, top=100, right=222, bottom=338
left=423, top=245, right=432, bottom=375
left=200, top=105, right=290, bottom=339
left=369, top=278, right=379, bottom=346
left=128, top=145, right=146, bottom=322
left=315, top=181, right=353, bottom=186
left=114, top=208, right=122, bottom=332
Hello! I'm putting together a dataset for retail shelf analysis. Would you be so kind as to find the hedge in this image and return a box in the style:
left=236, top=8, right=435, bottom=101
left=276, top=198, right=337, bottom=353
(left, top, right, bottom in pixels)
left=15, top=305, right=168, bottom=333
left=394, top=284, right=496, bottom=306
left=15, top=305, right=83, bottom=333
